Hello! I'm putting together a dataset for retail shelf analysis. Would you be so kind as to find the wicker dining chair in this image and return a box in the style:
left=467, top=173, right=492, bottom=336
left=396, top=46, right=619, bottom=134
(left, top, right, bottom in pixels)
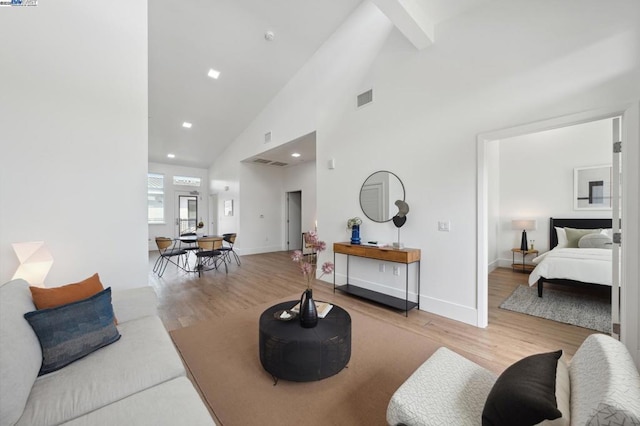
left=153, top=237, right=187, bottom=277
left=195, top=237, right=228, bottom=277
left=219, top=233, right=240, bottom=266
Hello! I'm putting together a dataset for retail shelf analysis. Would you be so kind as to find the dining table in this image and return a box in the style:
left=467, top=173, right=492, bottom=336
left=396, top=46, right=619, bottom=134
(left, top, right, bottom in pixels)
left=175, top=235, right=223, bottom=272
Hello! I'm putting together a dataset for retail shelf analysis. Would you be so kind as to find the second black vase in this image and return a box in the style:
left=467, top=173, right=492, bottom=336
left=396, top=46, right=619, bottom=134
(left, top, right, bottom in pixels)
left=299, top=288, right=318, bottom=328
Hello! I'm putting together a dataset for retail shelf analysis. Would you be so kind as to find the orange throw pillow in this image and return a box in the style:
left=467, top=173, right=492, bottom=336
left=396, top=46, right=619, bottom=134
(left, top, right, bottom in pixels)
left=30, top=273, right=105, bottom=310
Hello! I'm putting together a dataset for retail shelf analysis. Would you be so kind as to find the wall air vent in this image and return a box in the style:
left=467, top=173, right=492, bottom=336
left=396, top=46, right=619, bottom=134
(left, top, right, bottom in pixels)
left=253, top=158, right=271, bottom=164
left=271, top=161, right=288, bottom=167
left=357, top=89, right=373, bottom=108
left=264, top=131, right=272, bottom=143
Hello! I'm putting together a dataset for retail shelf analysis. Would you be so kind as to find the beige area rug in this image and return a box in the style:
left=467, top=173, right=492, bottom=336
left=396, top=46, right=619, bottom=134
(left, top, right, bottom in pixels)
left=170, top=296, right=440, bottom=426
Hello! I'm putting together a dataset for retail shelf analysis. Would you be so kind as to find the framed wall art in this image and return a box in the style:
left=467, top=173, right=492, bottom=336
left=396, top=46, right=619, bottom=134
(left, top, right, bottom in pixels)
left=574, top=165, right=612, bottom=210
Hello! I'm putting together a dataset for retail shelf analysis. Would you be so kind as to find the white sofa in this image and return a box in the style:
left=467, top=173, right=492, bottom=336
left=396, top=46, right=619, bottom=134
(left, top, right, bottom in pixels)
left=0, top=279, right=215, bottom=426
left=387, top=334, right=640, bottom=426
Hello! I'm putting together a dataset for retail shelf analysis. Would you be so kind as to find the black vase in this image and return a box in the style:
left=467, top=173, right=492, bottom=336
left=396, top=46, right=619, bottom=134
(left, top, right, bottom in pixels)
left=299, top=289, right=318, bottom=328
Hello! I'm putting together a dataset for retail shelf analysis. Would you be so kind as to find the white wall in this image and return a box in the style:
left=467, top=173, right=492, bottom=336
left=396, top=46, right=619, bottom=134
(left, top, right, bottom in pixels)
left=229, top=160, right=317, bottom=256
left=238, top=164, right=284, bottom=254
left=148, top=162, right=210, bottom=249
left=210, top=1, right=394, bottom=255
left=494, top=118, right=613, bottom=266
left=210, top=0, right=640, bottom=334
left=0, top=1, right=148, bottom=290
left=284, top=161, right=317, bottom=235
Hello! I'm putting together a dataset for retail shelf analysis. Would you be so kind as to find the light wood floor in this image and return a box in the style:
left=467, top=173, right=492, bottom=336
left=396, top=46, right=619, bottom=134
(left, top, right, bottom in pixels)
left=149, top=251, right=597, bottom=374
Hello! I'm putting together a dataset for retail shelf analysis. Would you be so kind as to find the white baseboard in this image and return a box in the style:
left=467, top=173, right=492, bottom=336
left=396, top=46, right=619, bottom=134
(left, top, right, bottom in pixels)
left=237, top=246, right=281, bottom=256
left=333, top=273, right=479, bottom=326
left=419, top=295, right=479, bottom=326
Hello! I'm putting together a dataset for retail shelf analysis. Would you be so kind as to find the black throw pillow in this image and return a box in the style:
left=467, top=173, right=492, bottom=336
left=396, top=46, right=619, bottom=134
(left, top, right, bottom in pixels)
left=482, top=350, right=562, bottom=426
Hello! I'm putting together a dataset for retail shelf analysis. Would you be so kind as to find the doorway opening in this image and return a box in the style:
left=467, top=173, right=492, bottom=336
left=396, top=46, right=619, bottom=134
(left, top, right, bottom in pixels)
left=176, top=192, right=198, bottom=235
left=286, top=191, right=302, bottom=251
left=477, top=107, right=631, bottom=332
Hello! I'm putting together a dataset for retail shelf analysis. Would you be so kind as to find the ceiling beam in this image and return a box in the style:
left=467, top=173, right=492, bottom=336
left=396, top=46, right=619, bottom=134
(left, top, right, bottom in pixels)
left=371, top=0, right=434, bottom=50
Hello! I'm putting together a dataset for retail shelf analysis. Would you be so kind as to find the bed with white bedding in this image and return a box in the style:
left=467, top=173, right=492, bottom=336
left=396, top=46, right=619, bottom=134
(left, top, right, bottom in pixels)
left=529, top=217, right=613, bottom=297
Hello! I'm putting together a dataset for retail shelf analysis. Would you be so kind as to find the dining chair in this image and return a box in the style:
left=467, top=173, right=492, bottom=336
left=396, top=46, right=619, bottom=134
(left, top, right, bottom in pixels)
left=154, top=237, right=188, bottom=277
left=195, top=237, right=228, bottom=277
left=219, top=233, right=241, bottom=266
left=302, top=232, right=317, bottom=262
left=178, top=231, right=199, bottom=266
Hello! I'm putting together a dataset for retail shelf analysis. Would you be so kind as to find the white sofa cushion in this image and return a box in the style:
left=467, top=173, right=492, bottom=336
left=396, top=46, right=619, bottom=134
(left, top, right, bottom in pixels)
left=60, top=377, right=215, bottom=426
left=569, top=334, right=640, bottom=425
left=0, top=279, right=42, bottom=426
left=387, top=347, right=497, bottom=426
left=16, top=315, right=186, bottom=426
left=111, top=285, right=158, bottom=323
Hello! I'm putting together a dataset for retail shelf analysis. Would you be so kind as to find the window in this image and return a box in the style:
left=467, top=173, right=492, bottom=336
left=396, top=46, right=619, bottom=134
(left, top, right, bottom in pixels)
left=173, top=176, right=201, bottom=187
left=148, top=173, right=164, bottom=224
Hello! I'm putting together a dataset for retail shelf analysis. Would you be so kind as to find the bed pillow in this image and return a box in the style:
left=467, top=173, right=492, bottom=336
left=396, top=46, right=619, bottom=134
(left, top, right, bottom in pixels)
left=554, top=227, right=567, bottom=248
left=24, top=287, right=120, bottom=376
left=29, top=273, right=104, bottom=310
left=578, top=233, right=613, bottom=249
left=564, top=228, right=601, bottom=248
left=482, top=350, right=564, bottom=426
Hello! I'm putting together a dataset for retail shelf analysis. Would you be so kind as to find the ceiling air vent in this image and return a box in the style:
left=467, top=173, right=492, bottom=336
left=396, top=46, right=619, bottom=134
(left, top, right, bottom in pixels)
left=253, top=158, right=271, bottom=164
left=264, top=131, right=272, bottom=143
left=271, top=161, right=288, bottom=167
left=357, top=89, right=373, bottom=108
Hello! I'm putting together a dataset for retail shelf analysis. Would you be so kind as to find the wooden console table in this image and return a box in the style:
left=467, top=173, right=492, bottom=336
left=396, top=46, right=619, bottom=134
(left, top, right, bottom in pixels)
left=333, top=242, right=421, bottom=316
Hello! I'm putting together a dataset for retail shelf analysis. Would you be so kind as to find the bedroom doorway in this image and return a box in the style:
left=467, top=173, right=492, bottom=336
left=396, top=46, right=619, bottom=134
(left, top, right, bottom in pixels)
left=611, top=117, right=622, bottom=338
left=477, top=108, right=633, bottom=339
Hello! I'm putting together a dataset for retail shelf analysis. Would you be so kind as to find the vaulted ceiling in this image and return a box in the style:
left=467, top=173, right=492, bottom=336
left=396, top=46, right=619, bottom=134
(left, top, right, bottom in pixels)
left=148, top=0, right=491, bottom=169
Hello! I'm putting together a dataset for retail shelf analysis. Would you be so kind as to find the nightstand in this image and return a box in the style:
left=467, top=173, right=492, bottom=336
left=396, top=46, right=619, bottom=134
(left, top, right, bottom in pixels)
left=511, top=248, right=539, bottom=273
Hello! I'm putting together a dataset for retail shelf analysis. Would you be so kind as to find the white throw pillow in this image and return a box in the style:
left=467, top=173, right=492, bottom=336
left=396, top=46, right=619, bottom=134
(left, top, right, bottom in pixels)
left=537, top=358, right=571, bottom=426
left=555, top=227, right=567, bottom=248
left=578, top=233, right=612, bottom=249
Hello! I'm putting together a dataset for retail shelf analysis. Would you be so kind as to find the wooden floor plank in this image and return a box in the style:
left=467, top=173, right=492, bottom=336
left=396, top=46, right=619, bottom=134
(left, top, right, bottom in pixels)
left=149, top=251, right=597, bottom=374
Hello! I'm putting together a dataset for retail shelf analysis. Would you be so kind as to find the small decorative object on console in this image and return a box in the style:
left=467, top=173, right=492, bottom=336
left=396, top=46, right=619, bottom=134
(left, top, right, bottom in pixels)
left=392, top=200, right=410, bottom=249
left=347, top=217, right=362, bottom=245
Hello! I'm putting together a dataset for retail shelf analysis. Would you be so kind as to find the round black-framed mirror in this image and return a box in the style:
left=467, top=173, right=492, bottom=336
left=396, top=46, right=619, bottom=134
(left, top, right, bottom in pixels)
left=359, top=170, right=405, bottom=223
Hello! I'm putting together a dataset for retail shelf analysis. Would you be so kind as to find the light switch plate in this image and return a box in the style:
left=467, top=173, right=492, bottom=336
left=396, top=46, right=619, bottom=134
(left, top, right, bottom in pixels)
left=438, top=221, right=450, bottom=232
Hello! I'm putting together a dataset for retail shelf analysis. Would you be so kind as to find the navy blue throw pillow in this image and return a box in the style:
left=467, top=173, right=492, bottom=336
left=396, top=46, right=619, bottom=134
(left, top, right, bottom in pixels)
left=24, top=287, right=121, bottom=376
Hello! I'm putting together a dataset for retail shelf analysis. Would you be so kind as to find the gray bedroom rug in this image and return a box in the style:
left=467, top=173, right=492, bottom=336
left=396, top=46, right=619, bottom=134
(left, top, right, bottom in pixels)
left=500, top=285, right=611, bottom=333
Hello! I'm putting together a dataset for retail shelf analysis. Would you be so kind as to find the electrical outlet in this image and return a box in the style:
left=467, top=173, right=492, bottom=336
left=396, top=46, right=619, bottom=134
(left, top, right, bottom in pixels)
left=379, top=263, right=385, bottom=272
left=438, top=220, right=451, bottom=232
left=393, top=266, right=400, bottom=276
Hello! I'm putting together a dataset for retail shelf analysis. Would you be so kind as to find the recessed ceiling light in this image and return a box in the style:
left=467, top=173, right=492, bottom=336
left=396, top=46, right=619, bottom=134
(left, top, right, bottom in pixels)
left=207, top=68, right=221, bottom=79
left=291, top=153, right=301, bottom=158
left=182, top=122, right=192, bottom=128
left=167, top=153, right=175, bottom=159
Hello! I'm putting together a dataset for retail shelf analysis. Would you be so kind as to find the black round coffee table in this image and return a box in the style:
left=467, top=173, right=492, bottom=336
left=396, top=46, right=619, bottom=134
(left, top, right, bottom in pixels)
left=259, top=300, right=351, bottom=383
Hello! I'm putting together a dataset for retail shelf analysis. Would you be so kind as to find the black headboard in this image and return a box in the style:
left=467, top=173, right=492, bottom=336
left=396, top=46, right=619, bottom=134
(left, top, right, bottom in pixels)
left=549, top=217, right=612, bottom=249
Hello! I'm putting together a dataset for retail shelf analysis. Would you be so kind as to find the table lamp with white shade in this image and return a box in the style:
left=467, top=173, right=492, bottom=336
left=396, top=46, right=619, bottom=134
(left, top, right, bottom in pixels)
left=511, top=219, right=537, bottom=251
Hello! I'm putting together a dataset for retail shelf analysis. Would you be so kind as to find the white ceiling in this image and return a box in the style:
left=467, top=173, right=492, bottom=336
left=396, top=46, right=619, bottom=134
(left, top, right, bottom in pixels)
left=148, top=0, right=491, bottom=169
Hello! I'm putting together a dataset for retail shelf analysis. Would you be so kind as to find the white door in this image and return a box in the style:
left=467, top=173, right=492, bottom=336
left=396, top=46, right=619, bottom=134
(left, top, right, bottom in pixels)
left=611, top=116, right=622, bottom=339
